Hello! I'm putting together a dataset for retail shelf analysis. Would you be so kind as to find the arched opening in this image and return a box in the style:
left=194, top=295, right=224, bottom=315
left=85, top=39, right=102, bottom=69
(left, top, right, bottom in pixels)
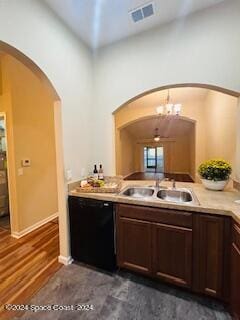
left=113, top=83, right=240, bottom=115
left=0, top=41, right=66, bottom=257
left=114, top=86, right=239, bottom=184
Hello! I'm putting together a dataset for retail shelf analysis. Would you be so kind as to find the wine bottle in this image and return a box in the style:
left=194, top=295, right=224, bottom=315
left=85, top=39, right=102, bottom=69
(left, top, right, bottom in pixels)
left=93, top=164, right=98, bottom=180
left=99, top=164, right=104, bottom=180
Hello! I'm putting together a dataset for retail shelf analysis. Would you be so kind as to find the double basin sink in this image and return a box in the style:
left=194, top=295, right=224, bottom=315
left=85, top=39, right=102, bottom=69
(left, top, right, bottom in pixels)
left=119, top=185, right=199, bottom=205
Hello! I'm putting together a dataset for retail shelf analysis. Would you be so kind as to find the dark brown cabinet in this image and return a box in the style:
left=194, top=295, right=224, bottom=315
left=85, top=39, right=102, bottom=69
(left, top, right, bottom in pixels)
left=117, top=216, right=152, bottom=275
left=152, top=223, right=192, bottom=288
left=230, top=223, right=240, bottom=320
left=117, top=204, right=193, bottom=287
left=116, top=203, right=231, bottom=301
left=193, top=214, right=226, bottom=299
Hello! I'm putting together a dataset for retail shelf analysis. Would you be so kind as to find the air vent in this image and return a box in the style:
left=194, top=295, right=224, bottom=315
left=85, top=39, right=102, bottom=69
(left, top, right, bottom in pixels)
left=130, top=2, right=154, bottom=23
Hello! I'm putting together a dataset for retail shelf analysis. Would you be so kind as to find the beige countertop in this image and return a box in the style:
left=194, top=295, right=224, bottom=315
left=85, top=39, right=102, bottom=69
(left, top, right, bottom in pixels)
left=69, top=180, right=240, bottom=225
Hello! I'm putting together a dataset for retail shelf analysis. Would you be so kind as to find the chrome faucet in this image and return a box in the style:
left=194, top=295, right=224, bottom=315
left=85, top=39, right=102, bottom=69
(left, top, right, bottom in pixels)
left=155, top=176, right=164, bottom=189
left=171, top=179, right=176, bottom=189
left=155, top=178, right=160, bottom=189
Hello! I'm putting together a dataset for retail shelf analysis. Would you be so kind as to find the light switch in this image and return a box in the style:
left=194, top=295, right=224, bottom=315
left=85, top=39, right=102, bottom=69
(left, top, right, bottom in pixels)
left=22, top=159, right=31, bottom=167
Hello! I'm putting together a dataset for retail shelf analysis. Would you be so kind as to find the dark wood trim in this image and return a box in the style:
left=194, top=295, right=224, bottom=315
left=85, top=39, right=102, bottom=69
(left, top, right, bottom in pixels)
left=117, top=203, right=192, bottom=228
left=230, top=221, right=240, bottom=320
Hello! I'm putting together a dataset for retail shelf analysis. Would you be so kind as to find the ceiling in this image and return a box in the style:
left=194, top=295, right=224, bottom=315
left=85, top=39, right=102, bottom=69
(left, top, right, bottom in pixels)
left=125, top=117, right=195, bottom=140
left=43, top=0, right=225, bottom=49
left=125, top=87, right=209, bottom=112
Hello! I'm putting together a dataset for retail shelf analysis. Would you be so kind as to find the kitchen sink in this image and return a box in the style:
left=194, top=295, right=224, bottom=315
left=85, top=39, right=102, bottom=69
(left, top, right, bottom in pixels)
left=121, top=187, right=154, bottom=198
left=119, top=186, right=199, bottom=205
left=157, top=189, right=193, bottom=203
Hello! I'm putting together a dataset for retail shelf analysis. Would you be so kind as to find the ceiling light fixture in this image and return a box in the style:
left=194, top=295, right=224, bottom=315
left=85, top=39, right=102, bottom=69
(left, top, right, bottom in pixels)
left=153, top=128, right=160, bottom=142
left=156, top=90, right=182, bottom=116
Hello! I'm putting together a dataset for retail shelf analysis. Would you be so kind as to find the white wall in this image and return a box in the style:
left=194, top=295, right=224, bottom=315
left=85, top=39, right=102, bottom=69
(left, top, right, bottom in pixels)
left=0, top=0, right=93, bottom=180
left=93, top=0, right=240, bottom=174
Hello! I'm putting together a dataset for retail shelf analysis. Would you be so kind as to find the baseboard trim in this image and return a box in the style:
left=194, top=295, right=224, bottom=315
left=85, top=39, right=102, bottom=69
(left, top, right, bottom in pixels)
left=58, top=255, right=73, bottom=265
left=11, top=212, right=59, bottom=239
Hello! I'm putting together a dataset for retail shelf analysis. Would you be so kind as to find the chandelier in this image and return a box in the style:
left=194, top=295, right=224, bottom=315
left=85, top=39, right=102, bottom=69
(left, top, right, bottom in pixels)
left=156, top=90, right=182, bottom=116
left=153, top=90, right=182, bottom=142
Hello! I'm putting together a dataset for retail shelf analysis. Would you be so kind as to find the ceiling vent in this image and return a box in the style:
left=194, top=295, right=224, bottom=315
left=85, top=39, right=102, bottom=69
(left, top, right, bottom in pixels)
left=130, top=2, right=154, bottom=23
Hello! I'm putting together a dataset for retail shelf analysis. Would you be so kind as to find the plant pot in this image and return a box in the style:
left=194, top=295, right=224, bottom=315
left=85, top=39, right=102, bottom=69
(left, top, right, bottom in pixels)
left=201, top=179, right=229, bottom=191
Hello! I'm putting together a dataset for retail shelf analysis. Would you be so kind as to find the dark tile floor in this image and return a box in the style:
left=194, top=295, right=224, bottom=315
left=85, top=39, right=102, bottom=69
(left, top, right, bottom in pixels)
left=18, top=263, right=231, bottom=320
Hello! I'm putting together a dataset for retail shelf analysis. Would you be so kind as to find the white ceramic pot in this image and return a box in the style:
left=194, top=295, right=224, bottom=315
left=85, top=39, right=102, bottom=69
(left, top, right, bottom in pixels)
left=201, top=179, right=228, bottom=191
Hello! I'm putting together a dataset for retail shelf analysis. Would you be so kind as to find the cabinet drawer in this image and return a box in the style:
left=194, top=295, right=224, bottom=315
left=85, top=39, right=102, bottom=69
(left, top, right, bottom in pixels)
left=232, top=223, right=240, bottom=251
left=117, top=204, right=192, bottom=228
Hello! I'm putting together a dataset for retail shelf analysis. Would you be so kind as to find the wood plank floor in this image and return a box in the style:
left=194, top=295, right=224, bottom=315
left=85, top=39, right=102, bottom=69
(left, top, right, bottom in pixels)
left=124, top=172, right=194, bottom=182
left=0, top=220, right=61, bottom=319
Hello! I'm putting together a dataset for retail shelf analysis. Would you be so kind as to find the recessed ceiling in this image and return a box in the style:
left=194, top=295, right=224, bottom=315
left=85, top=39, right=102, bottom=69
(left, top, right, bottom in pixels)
left=43, top=0, right=226, bottom=49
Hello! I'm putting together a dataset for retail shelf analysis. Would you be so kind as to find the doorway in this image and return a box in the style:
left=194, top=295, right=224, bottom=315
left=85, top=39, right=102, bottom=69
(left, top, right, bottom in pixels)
left=0, top=115, right=10, bottom=230
left=144, top=146, right=164, bottom=173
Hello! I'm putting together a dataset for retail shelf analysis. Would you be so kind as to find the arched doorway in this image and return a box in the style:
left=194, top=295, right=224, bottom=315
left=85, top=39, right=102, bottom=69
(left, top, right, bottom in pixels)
left=114, top=86, right=239, bottom=183
left=0, top=41, right=67, bottom=261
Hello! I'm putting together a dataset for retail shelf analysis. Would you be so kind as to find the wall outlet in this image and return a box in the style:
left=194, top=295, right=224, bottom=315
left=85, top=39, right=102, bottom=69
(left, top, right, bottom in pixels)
left=66, top=169, right=72, bottom=181
left=81, top=168, right=86, bottom=177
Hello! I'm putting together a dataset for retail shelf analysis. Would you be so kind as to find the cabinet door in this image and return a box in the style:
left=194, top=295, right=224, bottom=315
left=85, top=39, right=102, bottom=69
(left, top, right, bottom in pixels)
left=152, top=223, right=192, bottom=288
left=230, top=224, right=240, bottom=320
left=117, top=216, right=152, bottom=275
left=193, top=214, right=224, bottom=298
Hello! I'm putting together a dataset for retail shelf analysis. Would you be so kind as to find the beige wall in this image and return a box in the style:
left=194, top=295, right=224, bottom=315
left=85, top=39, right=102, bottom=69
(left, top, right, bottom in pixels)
left=119, top=130, right=194, bottom=178
left=134, top=137, right=192, bottom=174
left=115, top=88, right=238, bottom=181
left=118, top=129, right=135, bottom=177
left=204, top=91, right=238, bottom=177
left=236, top=99, right=240, bottom=182
left=0, top=54, right=58, bottom=232
left=0, top=57, right=2, bottom=95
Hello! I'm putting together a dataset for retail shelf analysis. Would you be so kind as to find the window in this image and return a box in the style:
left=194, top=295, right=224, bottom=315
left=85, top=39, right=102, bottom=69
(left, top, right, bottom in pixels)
left=144, top=146, right=164, bottom=172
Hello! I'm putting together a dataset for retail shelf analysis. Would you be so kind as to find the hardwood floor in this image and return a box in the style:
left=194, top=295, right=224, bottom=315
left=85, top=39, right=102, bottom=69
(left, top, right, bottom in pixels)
left=0, top=220, right=61, bottom=319
left=124, top=172, right=194, bottom=182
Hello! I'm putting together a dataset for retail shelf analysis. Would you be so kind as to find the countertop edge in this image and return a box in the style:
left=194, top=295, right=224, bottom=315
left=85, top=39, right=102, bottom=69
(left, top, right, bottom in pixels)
left=68, top=189, right=239, bottom=225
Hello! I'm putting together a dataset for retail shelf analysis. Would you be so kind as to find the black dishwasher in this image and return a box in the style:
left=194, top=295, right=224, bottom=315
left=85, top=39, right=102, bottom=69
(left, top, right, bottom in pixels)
left=68, top=196, right=116, bottom=271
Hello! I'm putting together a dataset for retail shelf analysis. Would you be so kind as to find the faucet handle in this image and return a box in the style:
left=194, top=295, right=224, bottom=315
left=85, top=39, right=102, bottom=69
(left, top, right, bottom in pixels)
left=171, top=179, right=176, bottom=189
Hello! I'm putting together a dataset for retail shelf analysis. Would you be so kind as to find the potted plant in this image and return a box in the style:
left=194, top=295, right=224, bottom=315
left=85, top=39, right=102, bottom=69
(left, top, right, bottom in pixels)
left=198, top=159, right=232, bottom=191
